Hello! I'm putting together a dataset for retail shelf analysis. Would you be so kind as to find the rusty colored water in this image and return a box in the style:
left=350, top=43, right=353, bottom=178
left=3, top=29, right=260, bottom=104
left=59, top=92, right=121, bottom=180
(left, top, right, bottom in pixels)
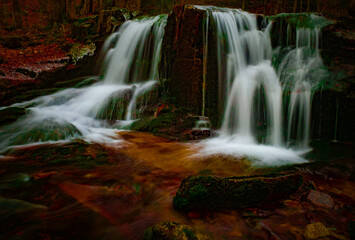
left=0, top=132, right=354, bottom=240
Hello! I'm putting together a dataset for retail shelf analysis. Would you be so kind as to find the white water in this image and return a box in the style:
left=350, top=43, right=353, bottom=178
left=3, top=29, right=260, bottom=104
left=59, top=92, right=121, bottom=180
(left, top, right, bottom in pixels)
left=279, top=27, right=325, bottom=148
left=0, top=16, right=167, bottom=151
left=196, top=7, right=326, bottom=164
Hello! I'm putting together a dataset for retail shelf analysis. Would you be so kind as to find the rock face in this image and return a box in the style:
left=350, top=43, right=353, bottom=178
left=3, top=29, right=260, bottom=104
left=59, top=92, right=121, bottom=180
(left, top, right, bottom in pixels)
left=311, top=21, right=355, bottom=143
left=160, top=5, right=205, bottom=116
left=143, top=221, right=211, bottom=240
left=173, top=174, right=303, bottom=211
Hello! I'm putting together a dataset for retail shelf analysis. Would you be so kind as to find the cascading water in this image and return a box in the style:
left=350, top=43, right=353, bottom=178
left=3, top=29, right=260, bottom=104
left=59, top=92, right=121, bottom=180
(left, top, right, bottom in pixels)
left=197, top=7, right=328, bottom=164
left=278, top=26, right=326, bottom=148
left=0, top=15, right=167, bottom=151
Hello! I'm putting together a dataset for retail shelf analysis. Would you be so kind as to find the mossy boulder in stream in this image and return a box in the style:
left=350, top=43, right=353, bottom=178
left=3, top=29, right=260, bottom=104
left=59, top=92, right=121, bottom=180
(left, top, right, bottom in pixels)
left=174, top=174, right=303, bottom=211
left=143, top=221, right=211, bottom=240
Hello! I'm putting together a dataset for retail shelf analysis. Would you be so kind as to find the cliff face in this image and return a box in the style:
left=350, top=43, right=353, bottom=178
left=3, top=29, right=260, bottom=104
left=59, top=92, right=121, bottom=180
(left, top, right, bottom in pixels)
left=160, top=6, right=205, bottom=115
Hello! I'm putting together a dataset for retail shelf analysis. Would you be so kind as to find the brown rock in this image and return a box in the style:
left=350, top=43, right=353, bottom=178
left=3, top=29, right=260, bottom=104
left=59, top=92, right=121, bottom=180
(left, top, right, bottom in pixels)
left=307, top=190, right=334, bottom=208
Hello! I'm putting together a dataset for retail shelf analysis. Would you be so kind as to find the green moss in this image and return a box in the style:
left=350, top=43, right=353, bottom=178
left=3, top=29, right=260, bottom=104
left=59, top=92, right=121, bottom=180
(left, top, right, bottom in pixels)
left=4, top=140, right=109, bottom=169
left=267, top=13, right=333, bottom=29
left=174, top=174, right=303, bottom=211
left=68, top=43, right=96, bottom=64
left=143, top=221, right=210, bottom=240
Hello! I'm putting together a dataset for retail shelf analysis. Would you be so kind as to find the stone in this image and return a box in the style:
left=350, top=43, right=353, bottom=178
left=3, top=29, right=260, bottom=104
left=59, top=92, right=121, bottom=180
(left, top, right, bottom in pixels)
left=15, top=68, right=37, bottom=79
left=304, top=222, right=330, bottom=240
left=143, top=221, right=212, bottom=240
left=307, top=190, right=334, bottom=208
left=174, top=174, right=304, bottom=211
left=68, top=43, right=96, bottom=64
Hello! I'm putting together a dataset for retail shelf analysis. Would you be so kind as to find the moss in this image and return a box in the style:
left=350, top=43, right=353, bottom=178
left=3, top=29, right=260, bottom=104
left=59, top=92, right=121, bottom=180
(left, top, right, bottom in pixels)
left=130, top=112, right=178, bottom=133
left=267, top=13, right=333, bottom=29
left=174, top=174, right=303, bottom=211
left=4, top=140, right=109, bottom=169
left=68, top=43, right=96, bottom=64
left=143, top=221, right=211, bottom=240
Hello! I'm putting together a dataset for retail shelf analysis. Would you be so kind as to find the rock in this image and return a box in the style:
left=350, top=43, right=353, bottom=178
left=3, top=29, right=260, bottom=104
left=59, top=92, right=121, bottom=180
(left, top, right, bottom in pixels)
left=304, top=222, right=330, bottom=240
left=173, top=174, right=303, bottom=211
left=307, top=190, right=334, bottom=208
left=68, top=42, right=96, bottom=64
left=0, top=107, right=26, bottom=126
left=160, top=5, right=205, bottom=116
left=15, top=68, right=37, bottom=79
left=143, top=221, right=211, bottom=240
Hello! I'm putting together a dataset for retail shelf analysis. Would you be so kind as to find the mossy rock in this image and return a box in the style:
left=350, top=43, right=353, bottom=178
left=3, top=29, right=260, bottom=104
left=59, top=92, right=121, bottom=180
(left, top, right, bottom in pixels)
left=174, top=174, right=303, bottom=211
left=143, top=221, right=212, bottom=240
left=4, top=140, right=109, bottom=169
left=130, top=112, right=178, bottom=133
left=68, top=43, right=96, bottom=64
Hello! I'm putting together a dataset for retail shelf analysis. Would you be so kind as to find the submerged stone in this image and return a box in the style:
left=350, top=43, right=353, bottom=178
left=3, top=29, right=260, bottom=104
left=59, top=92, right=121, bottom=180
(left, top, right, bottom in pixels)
left=143, top=221, right=211, bottom=240
left=307, top=190, right=334, bottom=208
left=304, top=222, right=330, bottom=240
left=174, top=174, right=303, bottom=211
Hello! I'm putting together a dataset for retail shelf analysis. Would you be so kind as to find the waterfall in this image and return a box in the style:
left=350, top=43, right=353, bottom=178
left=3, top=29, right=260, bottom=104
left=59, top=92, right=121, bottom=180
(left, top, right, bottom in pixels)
left=197, top=6, right=281, bottom=146
left=279, top=26, right=326, bottom=148
left=198, top=7, right=327, bottom=164
left=0, top=16, right=167, bottom=150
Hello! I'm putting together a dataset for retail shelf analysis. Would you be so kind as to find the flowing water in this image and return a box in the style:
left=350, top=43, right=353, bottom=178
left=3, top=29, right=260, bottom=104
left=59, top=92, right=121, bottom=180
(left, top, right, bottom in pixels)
left=0, top=15, right=167, bottom=151
left=195, top=7, right=327, bottom=163
left=0, top=8, right=328, bottom=162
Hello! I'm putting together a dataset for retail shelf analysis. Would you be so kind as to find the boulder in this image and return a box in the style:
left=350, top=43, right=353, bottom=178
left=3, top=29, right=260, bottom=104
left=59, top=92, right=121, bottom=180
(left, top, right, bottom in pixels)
left=174, top=174, right=303, bottom=211
left=307, top=190, right=334, bottom=208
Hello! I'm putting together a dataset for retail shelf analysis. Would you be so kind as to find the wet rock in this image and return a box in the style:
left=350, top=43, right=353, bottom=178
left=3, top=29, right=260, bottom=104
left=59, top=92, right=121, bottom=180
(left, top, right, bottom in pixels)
left=97, top=8, right=127, bottom=34
left=143, top=221, right=211, bottom=240
left=174, top=174, right=304, bottom=211
left=304, top=222, right=330, bottom=240
left=307, top=190, right=334, bottom=208
left=0, top=107, right=26, bottom=126
left=160, top=5, right=205, bottom=116
left=15, top=68, right=37, bottom=78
